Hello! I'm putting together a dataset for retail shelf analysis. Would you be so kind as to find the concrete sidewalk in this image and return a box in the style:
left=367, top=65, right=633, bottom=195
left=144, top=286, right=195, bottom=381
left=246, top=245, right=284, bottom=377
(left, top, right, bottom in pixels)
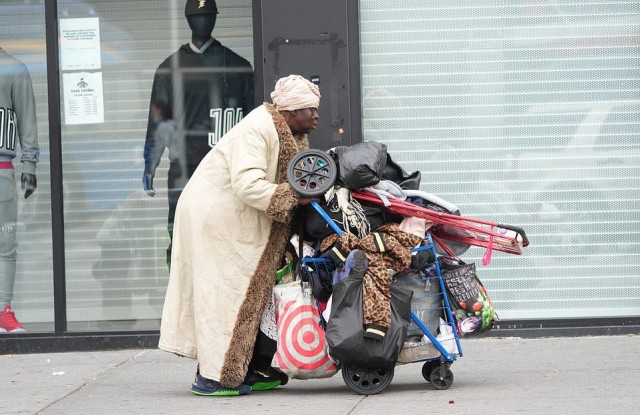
left=2, top=335, right=638, bottom=415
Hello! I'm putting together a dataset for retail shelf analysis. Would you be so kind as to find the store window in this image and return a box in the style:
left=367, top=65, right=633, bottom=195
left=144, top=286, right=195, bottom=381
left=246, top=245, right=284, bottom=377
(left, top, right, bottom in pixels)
left=57, top=0, right=254, bottom=330
left=359, top=1, right=640, bottom=319
left=0, top=1, right=54, bottom=333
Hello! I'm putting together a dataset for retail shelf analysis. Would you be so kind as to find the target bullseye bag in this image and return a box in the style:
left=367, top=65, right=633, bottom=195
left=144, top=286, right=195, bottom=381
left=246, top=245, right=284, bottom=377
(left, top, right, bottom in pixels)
left=271, top=280, right=339, bottom=379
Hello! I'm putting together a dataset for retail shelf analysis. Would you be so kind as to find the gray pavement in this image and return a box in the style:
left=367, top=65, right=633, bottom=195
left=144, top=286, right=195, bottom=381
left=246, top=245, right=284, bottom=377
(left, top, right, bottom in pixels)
left=2, top=335, right=639, bottom=415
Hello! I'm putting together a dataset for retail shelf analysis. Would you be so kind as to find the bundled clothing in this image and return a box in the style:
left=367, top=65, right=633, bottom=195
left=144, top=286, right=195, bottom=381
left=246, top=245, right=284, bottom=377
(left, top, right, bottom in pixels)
left=159, top=103, right=307, bottom=388
left=320, top=224, right=422, bottom=339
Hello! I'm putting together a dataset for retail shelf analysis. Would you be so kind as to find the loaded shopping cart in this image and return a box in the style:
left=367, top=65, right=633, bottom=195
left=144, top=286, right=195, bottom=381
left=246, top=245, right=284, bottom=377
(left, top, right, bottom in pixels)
left=283, top=148, right=529, bottom=395
left=301, top=201, right=464, bottom=394
left=287, top=149, right=529, bottom=263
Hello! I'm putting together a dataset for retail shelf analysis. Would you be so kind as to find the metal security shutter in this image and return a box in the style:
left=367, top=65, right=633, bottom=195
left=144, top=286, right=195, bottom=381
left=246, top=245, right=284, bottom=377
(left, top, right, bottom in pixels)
left=57, top=0, right=254, bottom=324
left=359, top=0, right=640, bottom=319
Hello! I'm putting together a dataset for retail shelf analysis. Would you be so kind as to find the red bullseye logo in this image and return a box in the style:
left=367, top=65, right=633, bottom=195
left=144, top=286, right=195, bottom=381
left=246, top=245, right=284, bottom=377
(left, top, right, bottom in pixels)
left=274, top=301, right=337, bottom=371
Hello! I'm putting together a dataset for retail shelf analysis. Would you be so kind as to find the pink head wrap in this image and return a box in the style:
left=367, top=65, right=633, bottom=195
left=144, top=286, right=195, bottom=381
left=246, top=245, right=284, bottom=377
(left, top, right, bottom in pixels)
left=270, top=75, right=321, bottom=111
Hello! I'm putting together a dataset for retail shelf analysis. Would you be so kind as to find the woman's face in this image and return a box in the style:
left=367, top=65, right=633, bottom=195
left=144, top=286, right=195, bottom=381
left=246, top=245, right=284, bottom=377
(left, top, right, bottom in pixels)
left=287, top=108, right=319, bottom=135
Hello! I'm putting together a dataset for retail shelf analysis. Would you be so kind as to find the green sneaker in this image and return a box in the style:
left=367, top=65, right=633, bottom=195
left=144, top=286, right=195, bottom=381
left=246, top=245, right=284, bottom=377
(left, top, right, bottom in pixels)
left=244, top=369, right=283, bottom=391
left=251, top=379, right=282, bottom=392
left=190, top=370, right=251, bottom=396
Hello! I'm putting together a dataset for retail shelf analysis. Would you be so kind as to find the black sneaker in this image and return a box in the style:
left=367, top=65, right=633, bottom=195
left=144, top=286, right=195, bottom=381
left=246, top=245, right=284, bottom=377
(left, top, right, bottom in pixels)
left=349, top=250, right=368, bottom=279
left=190, top=370, right=251, bottom=396
left=243, top=369, right=282, bottom=391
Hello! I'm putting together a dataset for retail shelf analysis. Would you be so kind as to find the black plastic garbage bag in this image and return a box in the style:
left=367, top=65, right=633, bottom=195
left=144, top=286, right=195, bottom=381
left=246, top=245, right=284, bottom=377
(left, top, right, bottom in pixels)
left=382, top=153, right=421, bottom=190
left=333, top=141, right=387, bottom=189
left=326, top=271, right=412, bottom=369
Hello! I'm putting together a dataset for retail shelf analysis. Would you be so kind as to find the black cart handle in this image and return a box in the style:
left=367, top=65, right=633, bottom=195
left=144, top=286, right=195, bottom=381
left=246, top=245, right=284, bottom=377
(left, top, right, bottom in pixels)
left=497, top=223, right=529, bottom=247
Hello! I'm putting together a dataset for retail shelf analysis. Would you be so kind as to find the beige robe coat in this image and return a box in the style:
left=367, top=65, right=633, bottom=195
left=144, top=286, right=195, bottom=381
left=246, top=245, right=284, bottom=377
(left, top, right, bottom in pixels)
left=159, top=104, right=308, bottom=387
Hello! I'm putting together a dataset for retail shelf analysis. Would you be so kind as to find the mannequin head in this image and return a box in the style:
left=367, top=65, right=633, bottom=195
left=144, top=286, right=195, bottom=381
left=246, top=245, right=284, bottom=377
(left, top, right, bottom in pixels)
left=187, top=13, right=217, bottom=41
left=184, top=0, right=218, bottom=46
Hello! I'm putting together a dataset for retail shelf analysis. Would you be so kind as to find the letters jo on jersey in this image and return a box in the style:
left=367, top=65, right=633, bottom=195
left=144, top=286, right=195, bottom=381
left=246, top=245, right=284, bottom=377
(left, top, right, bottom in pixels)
left=208, top=107, right=243, bottom=147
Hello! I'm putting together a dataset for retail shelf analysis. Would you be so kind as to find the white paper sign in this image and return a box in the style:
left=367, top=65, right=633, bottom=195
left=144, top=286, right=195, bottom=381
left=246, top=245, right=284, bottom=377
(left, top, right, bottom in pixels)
left=63, top=72, right=105, bottom=125
left=59, top=18, right=102, bottom=70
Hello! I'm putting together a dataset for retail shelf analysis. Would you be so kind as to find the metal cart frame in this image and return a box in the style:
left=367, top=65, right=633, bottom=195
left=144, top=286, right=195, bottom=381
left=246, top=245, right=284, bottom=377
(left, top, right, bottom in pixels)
left=301, top=200, right=463, bottom=394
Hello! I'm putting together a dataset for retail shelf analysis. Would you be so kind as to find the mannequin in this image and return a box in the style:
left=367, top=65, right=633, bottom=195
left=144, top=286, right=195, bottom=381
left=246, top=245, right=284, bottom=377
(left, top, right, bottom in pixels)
left=143, top=0, right=254, bottom=266
left=187, top=13, right=216, bottom=49
left=0, top=45, right=39, bottom=333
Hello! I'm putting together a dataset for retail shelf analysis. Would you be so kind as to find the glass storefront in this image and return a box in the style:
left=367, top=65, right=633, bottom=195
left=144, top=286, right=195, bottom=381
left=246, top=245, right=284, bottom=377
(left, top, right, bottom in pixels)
left=1, top=0, right=638, bottom=345
left=1, top=1, right=54, bottom=332
left=359, top=0, right=640, bottom=319
left=58, top=0, right=254, bottom=331
left=1, top=0, right=254, bottom=334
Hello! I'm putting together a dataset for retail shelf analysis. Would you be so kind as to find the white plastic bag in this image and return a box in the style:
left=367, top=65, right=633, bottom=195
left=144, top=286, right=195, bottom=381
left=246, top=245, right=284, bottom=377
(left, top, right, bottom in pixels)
left=259, top=291, right=277, bottom=341
left=422, top=318, right=459, bottom=355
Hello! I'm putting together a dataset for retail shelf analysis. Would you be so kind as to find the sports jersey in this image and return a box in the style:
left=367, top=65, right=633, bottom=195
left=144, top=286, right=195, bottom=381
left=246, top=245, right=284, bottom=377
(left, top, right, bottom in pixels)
left=0, top=47, right=39, bottom=173
left=143, top=39, right=254, bottom=177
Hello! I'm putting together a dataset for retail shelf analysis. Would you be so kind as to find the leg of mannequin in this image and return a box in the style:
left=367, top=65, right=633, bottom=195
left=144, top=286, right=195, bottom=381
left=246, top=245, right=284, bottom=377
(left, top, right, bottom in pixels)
left=0, top=169, right=18, bottom=307
left=0, top=258, right=17, bottom=307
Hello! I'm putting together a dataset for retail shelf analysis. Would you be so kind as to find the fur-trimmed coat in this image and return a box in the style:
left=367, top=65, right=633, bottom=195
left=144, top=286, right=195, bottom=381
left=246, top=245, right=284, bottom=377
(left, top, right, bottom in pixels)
left=159, top=103, right=308, bottom=387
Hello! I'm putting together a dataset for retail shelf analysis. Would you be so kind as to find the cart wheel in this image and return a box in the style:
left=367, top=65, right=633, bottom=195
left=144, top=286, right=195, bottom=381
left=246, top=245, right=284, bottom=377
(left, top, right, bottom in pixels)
left=429, top=366, right=454, bottom=390
left=421, top=361, right=438, bottom=382
left=341, top=365, right=394, bottom=395
left=287, top=149, right=337, bottom=197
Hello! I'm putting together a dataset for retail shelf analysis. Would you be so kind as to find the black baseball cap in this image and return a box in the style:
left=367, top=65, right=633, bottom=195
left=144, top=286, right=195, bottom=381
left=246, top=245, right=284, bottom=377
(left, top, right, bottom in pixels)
left=185, top=0, right=218, bottom=16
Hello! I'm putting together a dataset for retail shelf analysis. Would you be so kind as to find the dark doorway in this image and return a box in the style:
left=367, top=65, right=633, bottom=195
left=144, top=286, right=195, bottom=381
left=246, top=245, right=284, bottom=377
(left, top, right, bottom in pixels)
left=254, top=0, right=362, bottom=150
